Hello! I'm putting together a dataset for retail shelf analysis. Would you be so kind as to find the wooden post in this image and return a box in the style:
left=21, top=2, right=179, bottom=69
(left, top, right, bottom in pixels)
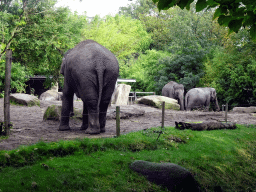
left=225, top=103, right=228, bottom=123
left=162, top=101, right=165, bottom=129
left=4, top=49, right=12, bottom=136
left=116, top=106, right=120, bottom=137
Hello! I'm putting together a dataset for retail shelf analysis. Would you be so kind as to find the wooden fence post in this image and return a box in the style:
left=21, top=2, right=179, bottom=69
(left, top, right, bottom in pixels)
left=4, top=49, right=12, bottom=136
left=225, top=103, right=228, bottom=123
left=162, top=101, right=165, bottom=129
left=116, top=106, right=120, bottom=137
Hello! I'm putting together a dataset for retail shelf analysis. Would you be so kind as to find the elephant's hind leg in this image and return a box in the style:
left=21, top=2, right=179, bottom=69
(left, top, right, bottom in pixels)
left=99, top=80, right=116, bottom=133
left=84, top=99, right=101, bottom=134
left=99, top=100, right=110, bottom=133
left=80, top=102, right=88, bottom=130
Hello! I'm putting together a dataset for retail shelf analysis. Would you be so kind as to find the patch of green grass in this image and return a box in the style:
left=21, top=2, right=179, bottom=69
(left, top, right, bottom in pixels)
left=0, top=125, right=255, bottom=191
left=185, top=121, right=203, bottom=124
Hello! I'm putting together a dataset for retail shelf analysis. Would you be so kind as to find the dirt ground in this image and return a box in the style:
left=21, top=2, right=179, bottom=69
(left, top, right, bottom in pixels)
left=0, top=98, right=256, bottom=151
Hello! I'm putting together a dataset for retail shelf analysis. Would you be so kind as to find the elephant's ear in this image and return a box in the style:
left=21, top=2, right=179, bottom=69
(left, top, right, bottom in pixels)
left=210, top=88, right=216, bottom=99
left=60, top=58, right=66, bottom=75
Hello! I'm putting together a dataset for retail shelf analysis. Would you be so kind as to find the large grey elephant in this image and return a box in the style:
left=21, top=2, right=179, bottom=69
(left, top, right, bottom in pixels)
left=162, top=81, right=184, bottom=110
left=59, top=40, right=119, bottom=134
left=185, top=87, right=220, bottom=111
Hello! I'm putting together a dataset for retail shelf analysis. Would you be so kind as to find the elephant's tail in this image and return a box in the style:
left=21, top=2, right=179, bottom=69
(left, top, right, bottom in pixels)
left=97, top=68, right=104, bottom=109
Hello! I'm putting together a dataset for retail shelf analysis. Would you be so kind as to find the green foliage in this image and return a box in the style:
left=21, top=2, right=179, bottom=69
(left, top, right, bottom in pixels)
left=83, top=15, right=151, bottom=59
left=0, top=0, right=87, bottom=91
left=200, top=29, right=256, bottom=107
left=0, top=56, right=30, bottom=93
left=153, top=0, right=256, bottom=39
left=120, top=49, right=169, bottom=92
left=12, top=7, right=87, bottom=80
left=119, top=0, right=157, bottom=19
left=154, top=38, right=206, bottom=93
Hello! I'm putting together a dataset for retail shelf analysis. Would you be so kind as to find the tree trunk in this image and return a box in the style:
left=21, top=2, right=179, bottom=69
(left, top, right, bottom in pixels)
left=175, top=121, right=236, bottom=131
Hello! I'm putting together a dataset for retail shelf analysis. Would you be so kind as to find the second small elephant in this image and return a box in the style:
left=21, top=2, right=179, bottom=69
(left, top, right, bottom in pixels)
left=162, top=81, right=184, bottom=110
left=185, top=87, right=220, bottom=111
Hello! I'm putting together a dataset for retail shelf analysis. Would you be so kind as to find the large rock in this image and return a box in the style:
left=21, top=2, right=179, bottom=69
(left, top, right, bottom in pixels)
left=137, top=95, right=180, bottom=110
left=130, top=160, right=201, bottom=192
left=43, top=105, right=62, bottom=121
left=10, top=93, right=40, bottom=106
left=107, top=105, right=145, bottom=119
left=111, top=84, right=131, bottom=105
left=232, top=106, right=256, bottom=113
left=40, top=84, right=62, bottom=101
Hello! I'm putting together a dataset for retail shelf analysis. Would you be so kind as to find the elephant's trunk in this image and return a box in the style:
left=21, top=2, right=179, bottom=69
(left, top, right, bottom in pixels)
left=179, top=96, right=184, bottom=111
left=215, top=98, right=220, bottom=111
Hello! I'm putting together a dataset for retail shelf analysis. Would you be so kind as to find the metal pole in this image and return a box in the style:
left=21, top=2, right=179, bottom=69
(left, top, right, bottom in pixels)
left=116, top=106, right=120, bottom=137
left=4, top=49, right=12, bottom=136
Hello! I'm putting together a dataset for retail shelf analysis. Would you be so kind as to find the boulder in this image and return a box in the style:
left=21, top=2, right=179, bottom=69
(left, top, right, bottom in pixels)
left=43, top=105, right=80, bottom=121
left=40, top=84, right=62, bottom=101
left=232, top=106, right=256, bottom=113
left=137, top=95, right=180, bottom=110
left=10, top=93, right=40, bottom=107
left=39, top=90, right=62, bottom=101
left=111, top=84, right=131, bottom=105
left=107, top=105, right=145, bottom=119
left=130, top=160, right=201, bottom=192
left=43, top=105, right=62, bottom=121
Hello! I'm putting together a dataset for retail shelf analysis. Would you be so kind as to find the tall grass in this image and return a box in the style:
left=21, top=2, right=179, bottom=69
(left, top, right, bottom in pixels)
left=0, top=124, right=255, bottom=191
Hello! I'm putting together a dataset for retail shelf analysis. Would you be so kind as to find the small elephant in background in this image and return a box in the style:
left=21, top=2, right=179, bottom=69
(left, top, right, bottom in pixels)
left=185, top=87, right=220, bottom=111
left=162, top=81, right=184, bottom=110
left=59, top=40, right=119, bottom=134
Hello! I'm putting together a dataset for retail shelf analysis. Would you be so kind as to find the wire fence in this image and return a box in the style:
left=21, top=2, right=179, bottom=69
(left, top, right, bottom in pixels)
left=1, top=95, right=256, bottom=137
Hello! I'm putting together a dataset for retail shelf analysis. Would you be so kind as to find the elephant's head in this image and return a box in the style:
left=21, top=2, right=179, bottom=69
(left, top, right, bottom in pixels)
left=174, top=84, right=184, bottom=111
left=209, top=88, right=220, bottom=111
left=60, top=58, right=66, bottom=76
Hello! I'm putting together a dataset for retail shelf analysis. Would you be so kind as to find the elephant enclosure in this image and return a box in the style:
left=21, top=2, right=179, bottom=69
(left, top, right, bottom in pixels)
left=1, top=98, right=256, bottom=151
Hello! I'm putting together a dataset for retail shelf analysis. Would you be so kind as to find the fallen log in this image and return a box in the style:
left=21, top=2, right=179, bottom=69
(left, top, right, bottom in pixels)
left=175, top=121, right=236, bottom=131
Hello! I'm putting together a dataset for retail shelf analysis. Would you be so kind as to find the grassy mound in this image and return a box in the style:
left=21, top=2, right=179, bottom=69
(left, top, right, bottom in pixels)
left=0, top=124, right=255, bottom=191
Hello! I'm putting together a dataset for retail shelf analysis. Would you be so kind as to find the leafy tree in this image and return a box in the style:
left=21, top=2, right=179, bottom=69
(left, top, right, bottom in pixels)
left=152, top=0, right=256, bottom=39
left=200, top=29, right=256, bottom=107
left=13, top=8, right=87, bottom=78
left=152, top=6, right=213, bottom=93
left=0, top=56, right=31, bottom=95
left=0, top=0, right=57, bottom=60
left=154, top=43, right=206, bottom=94
left=119, top=0, right=157, bottom=19
left=83, top=15, right=151, bottom=59
left=120, top=49, right=170, bottom=92
left=0, top=0, right=87, bottom=92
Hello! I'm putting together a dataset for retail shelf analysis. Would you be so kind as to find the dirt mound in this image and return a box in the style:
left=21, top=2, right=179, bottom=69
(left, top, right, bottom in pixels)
left=0, top=98, right=256, bottom=151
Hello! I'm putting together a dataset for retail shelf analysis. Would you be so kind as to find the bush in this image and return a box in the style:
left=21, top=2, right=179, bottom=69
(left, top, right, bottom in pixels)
left=0, top=57, right=31, bottom=94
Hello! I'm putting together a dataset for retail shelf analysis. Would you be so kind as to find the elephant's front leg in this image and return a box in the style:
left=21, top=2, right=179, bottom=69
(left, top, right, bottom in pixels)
left=204, top=99, right=210, bottom=112
left=80, top=102, right=88, bottom=130
left=59, top=94, right=73, bottom=131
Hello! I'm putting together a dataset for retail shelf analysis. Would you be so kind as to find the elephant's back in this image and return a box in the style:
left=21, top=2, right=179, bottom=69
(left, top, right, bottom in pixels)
left=66, top=40, right=117, bottom=66
left=74, top=40, right=117, bottom=61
